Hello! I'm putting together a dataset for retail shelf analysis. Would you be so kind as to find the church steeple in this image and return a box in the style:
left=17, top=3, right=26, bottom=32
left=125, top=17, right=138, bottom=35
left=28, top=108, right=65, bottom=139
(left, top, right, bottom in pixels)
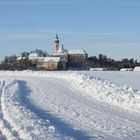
left=54, top=33, right=59, bottom=53
left=55, top=34, right=59, bottom=40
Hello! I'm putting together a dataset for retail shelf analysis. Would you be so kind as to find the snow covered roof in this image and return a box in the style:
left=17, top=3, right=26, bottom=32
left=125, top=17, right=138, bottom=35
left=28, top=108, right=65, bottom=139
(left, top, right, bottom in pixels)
left=57, top=45, right=66, bottom=53
left=16, top=57, right=22, bottom=60
left=16, top=56, right=26, bottom=60
left=53, top=53, right=67, bottom=56
left=120, top=68, right=133, bottom=71
left=134, top=66, right=140, bottom=71
left=68, top=49, right=87, bottom=54
left=29, top=53, right=38, bottom=57
left=28, top=53, right=38, bottom=60
left=28, top=53, right=39, bottom=60
left=44, top=57, right=60, bottom=62
left=90, top=68, right=107, bottom=71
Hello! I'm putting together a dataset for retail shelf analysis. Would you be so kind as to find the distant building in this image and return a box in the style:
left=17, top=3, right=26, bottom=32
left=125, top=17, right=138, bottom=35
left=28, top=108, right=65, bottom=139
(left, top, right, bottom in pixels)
left=90, top=68, right=107, bottom=71
left=120, top=68, right=133, bottom=71
left=68, top=49, right=88, bottom=68
left=53, top=44, right=68, bottom=60
left=28, top=53, right=39, bottom=61
left=133, top=66, right=140, bottom=71
left=52, top=34, right=88, bottom=69
left=29, top=34, right=88, bottom=70
left=37, top=57, right=60, bottom=70
left=16, top=56, right=26, bottom=61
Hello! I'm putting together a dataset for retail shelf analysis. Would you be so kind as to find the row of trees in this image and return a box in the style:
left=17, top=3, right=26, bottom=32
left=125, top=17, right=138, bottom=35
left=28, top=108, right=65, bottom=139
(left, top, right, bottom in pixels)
left=88, top=54, right=140, bottom=70
left=0, top=50, right=139, bottom=70
left=20, top=49, right=48, bottom=58
left=0, top=49, right=48, bottom=70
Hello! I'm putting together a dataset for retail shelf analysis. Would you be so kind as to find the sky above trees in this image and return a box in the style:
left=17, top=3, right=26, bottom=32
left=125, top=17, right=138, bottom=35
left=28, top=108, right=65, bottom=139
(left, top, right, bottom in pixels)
left=0, top=0, right=140, bottom=61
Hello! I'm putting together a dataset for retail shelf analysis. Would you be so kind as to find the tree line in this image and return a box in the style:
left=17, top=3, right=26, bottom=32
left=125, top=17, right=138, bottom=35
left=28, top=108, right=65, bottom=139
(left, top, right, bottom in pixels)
left=0, top=49, right=48, bottom=70
left=88, top=54, right=140, bottom=70
left=0, top=50, right=139, bottom=70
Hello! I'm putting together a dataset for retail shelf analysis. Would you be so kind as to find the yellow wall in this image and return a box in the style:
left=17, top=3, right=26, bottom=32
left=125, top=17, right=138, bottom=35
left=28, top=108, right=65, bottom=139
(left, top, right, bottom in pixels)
left=41, top=61, right=59, bottom=70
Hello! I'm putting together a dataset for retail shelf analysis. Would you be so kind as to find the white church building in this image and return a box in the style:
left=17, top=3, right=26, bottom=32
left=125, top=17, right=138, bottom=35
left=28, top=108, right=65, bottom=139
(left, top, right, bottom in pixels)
left=28, top=34, right=88, bottom=70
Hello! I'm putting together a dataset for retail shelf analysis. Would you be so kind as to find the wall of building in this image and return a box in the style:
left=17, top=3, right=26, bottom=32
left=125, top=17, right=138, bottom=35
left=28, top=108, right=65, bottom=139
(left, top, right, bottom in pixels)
left=37, top=61, right=60, bottom=70
left=68, top=54, right=88, bottom=68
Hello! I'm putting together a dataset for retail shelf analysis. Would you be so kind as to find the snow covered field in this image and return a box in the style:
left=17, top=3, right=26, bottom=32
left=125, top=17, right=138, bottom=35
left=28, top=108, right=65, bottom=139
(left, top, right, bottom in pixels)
left=82, top=71, right=140, bottom=91
left=0, top=70, right=140, bottom=140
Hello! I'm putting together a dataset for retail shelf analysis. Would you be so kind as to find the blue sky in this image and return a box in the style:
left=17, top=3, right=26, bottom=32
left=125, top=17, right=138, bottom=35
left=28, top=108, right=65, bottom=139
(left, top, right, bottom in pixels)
left=0, top=0, right=140, bottom=61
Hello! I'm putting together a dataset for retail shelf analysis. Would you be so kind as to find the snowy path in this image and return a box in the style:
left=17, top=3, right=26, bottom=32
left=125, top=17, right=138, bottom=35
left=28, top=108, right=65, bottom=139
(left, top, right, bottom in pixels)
left=26, top=76, right=140, bottom=140
left=0, top=71, right=140, bottom=139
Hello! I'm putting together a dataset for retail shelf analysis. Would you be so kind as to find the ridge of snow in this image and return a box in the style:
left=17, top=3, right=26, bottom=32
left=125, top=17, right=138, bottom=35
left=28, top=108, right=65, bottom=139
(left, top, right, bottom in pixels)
left=68, top=49, right=86, bottom=54
left=69, top=72, right=140, bottom=113
left=0, top=71, right=140, bottom=139
left=1, top=80, right=64, bottom=140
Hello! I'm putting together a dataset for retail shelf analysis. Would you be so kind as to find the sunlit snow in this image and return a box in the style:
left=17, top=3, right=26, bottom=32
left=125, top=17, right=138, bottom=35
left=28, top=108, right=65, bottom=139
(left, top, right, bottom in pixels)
left=0, top=71, right=140, bottom=140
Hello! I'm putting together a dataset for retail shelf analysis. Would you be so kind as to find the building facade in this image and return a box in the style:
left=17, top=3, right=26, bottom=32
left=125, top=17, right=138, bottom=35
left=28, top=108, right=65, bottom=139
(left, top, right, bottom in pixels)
left=28, top=34, right=88, bottom=70
left=52, top=34, right=88, bottom=69
left=37, top=57, right=60, bottom=70
left=68, top=49, right=88, bottom=69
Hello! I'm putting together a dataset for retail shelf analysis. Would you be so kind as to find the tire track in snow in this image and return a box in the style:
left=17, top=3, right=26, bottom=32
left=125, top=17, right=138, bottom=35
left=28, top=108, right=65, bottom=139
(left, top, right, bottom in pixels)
left=1, top=71, right=140, bottom=139
left=2, top=80, right=66, bottom=140
left=18, top=80, right=91, bottom=140
left=0, top=80, right=7, bottom=140
left=0, top=80, right=22, bottom=140
left=27, top=76, right=140, bottom=140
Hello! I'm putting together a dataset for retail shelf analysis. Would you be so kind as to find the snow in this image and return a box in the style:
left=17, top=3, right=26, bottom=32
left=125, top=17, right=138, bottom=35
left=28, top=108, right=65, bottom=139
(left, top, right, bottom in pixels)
left=70, top=72, right=140, bottom=112
left=90, top=68, right=106, bottom=71
left=16, top=56, right=26, bottom=61
left=44, top=57, right=60, bottom=62
left=120, top=68, right=133, bottom=71
left=57, top=45, right=66, bottom=53
left=1, top=80, right=61, bottom=140
left=28, top=53, right=39, bottom=60
left=0, top=71, right=140, bottom=139
left=134, top=66, right=140, bottom=71
left=82, top=71, right=140, bottom=91
left=68, top=49, right=86, bottom=54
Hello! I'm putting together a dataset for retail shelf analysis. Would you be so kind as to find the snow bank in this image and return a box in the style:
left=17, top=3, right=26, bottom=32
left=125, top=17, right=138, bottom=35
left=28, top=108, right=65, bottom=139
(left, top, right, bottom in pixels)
left=1, top=80, right=62, bottom=140
left=134, top=66, right=140, bottom=71
left=120, top=68, right=133, bottom=71
left=69, top=72, right=140, bottom=113
left=1, top=70, right=140, bottom=113
left=1, top=70, right=140, bottom=139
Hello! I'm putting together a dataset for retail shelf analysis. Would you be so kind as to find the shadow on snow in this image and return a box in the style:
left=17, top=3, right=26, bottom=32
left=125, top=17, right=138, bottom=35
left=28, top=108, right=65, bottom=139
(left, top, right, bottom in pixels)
left=18, top=80, right=91, bottom=140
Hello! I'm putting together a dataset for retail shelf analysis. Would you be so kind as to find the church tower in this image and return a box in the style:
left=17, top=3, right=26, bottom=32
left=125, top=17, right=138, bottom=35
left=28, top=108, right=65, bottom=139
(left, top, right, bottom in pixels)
left=54, top=33, right=59, bottom=53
